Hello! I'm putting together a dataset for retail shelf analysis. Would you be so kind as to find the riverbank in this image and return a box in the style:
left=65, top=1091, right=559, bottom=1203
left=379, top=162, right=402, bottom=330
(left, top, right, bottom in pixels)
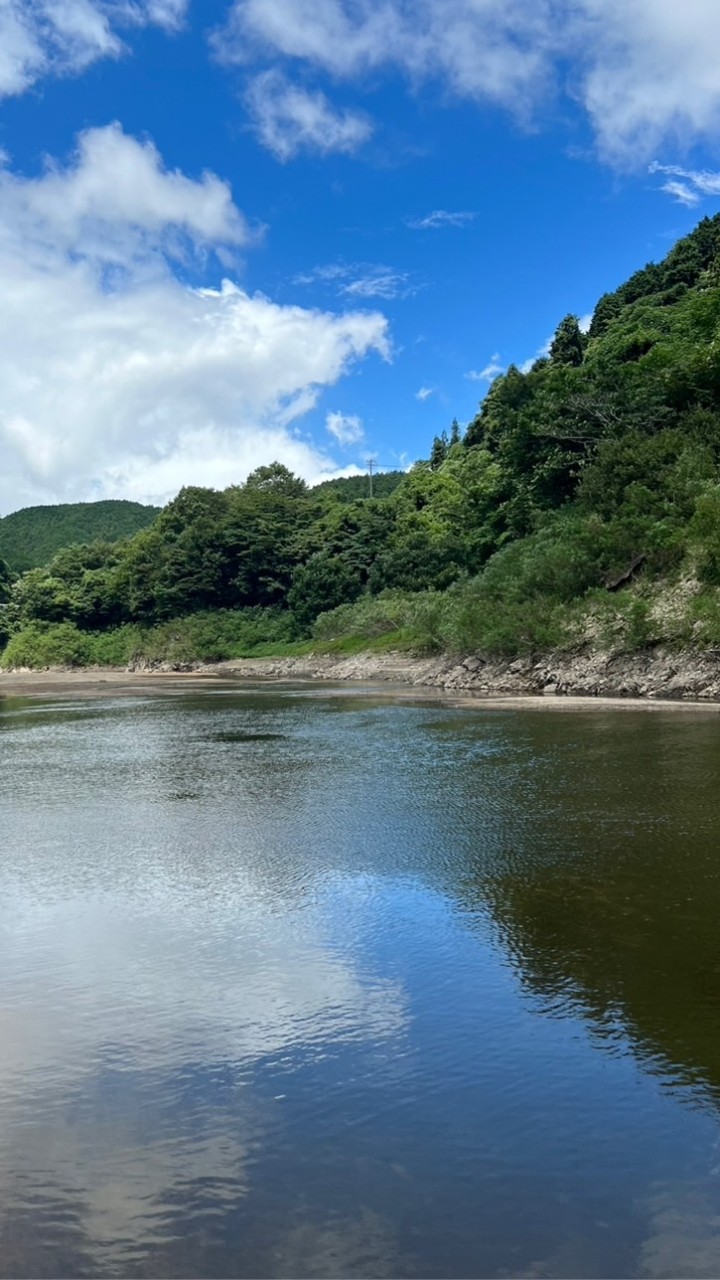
left=208, top=646, right=720, bottom=703
left=0, top=668, right=225, bottom=699
left=4, top=644, right=720, bottom=711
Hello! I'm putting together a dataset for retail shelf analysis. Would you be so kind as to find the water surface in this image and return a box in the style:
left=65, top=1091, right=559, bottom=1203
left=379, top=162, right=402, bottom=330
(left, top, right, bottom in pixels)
left=1, top=685, right=720, bottom=1278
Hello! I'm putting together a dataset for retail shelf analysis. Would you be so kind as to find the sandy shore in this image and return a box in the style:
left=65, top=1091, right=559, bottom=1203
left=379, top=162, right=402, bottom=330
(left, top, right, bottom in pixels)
left=4, top=659, right=720, bottom=714
left=0, top=668, right=226, bottom=700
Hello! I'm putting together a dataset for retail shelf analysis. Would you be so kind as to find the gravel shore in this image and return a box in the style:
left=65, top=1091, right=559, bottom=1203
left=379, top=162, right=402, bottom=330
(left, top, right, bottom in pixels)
left=4, top=646, right=720, bottom=713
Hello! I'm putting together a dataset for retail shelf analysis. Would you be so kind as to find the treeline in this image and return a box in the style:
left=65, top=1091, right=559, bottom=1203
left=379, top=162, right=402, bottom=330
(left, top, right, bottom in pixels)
left=6, top=214, right=720, bottom=667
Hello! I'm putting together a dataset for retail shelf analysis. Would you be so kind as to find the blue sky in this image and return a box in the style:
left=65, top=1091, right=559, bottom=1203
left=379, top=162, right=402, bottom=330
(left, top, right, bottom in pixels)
left=0, top=0, right=719, bottom=512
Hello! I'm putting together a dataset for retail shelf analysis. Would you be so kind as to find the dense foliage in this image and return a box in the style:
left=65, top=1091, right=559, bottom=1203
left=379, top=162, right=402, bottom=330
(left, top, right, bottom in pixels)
left=7, top=215, right=720, bottom=667
left=0, top=500, right=160, bottom=572
left=311, top=471, right=406, bottom=502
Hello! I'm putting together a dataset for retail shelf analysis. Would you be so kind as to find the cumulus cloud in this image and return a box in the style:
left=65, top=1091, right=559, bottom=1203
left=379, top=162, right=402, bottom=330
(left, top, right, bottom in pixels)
left=415, top=386, right=434, bottom=401
left=407, top=210, right=476, bottom=229
left=245, top=70, right=373, bottom=160
left=650, top=161, right=720, bottom=206
left=466, top=354, right=504, bottom=382
left=218, top=0, right=720, bottom=165
left=326, top=411, right=365, bottom=445
left=0, top=123, right=252, bottom=265
left=577, top=0, right=720, bottom=163
left=0, top=126, right=390, bottom=512
left=218, top=0, right=552, bottom=116
left=0, top=0, right=185, bottom=99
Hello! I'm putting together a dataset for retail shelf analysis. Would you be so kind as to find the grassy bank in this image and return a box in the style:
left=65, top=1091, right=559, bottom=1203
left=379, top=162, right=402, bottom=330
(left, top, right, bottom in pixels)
left=4, top=573, right=720, bottom=670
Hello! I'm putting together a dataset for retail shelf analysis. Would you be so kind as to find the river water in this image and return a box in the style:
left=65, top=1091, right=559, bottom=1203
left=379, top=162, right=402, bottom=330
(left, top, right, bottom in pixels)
left=1, top=684, right=720, bottom=1278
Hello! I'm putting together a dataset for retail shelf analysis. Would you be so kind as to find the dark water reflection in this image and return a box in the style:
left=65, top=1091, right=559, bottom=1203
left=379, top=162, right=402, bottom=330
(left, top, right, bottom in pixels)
left=1, top=688, right=720, bottom=1277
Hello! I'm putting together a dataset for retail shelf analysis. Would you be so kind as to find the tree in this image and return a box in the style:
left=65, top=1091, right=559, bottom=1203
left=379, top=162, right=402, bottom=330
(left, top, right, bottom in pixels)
left=449, top=418, right=462, bottom=447
left=0, top=556, right=12, bottom=646
left=550, top=315, right=586, bottom=367
left=0, top=557, right=12, bottom=604
left=148, top=488, right=232, bottom=619
left=296, top=499, right=396, bottom=579
left=430, top=432, right=449, bottom=470
left=244, top=463, right=308, bottom=498
left=224, top=479, right=312, bottom=608
left=287, top=554, right=362, bottom=632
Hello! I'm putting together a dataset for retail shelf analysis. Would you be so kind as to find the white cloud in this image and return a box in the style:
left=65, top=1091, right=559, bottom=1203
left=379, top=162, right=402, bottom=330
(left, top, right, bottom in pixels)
left=0, top=123, right=252, bottom=266
left=218, top=0, right=720, bottom=165
left=650, top=161, right=720, bottom=206
left=577, top=0, right=720, bottom=163
left=415, top=386, right=434, bottom=401
left=466, top=354, right=504, bottom=382
left=294, top=260, right=416, bottom=300
left=658, top=179, right=700, bottom=207
left=326, top=410, right=365, bottom=445
left=341, top=271, right=413, bottom=300
left=0, top=0, right=185, bottom=99
left=407, top=210, right=476, bottom=229
left=245, top=70, right=373, bottom=160
left=218, top=0, right=552, bottom=115
left=0, top=126, right=390, bottom=512
left=294, top=263, right=350, bottom=286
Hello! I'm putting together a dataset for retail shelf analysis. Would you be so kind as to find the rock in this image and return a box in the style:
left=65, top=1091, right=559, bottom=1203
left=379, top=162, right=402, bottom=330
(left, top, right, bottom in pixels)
left=543, top=684, right=559, bottom=696
left=463, top=655, right=484, bottom=671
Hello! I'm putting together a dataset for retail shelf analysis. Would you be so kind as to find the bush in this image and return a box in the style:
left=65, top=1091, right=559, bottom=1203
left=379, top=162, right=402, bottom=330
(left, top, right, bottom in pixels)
left=685, top=590, right=720, bottom=646
left=122, top=608, right=298, bottom=664
left=313, top=592, right=410, bottom=642
left=1, top=622, right=93, bottom=668
left=478, top=520, right=600, bottom=604
left=0, top=608, right=298, bottom=669
left=692, top=487, right=720, bottom=584
left=311, top=585, right=571, bottom=656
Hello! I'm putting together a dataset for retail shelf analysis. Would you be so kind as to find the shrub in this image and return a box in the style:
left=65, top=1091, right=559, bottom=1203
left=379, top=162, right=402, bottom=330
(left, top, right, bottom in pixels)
left=313, top=592, right=411, bottom=642
left=1, top=622, right=93, bottom=668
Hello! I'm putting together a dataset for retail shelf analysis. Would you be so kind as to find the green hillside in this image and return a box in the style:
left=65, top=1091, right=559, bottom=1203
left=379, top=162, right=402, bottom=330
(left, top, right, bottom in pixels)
left=312, top=471, right=406, bottom=502
left=7, top=214, right=720, bottom=666
left=0, top=500, right=160, bottom=573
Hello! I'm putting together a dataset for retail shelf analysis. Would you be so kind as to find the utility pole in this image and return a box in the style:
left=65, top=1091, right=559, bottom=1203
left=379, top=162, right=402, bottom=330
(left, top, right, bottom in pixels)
left=367, top=456, right=376, bottom=499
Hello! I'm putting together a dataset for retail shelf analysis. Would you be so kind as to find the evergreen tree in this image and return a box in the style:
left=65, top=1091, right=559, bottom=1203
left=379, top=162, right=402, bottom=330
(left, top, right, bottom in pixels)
left=449, top=418, right=462, bottom=447
left=430, top=431, right=449, bottom=470
left=550, top=315, right=586, bottom=367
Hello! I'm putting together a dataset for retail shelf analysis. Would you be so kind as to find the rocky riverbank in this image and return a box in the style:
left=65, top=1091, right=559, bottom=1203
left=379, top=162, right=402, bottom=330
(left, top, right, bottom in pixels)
left=210, top=646, right=720, bottom=702
left=4, top=645, right=720, bottom=707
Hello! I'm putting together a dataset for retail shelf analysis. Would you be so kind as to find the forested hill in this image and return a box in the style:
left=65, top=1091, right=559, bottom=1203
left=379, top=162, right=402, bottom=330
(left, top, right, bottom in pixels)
left=6, top=214, right=720, bottom=668
left=312, top=471, right=406, bottom=502
left=0, top=500, right=160, bottom=572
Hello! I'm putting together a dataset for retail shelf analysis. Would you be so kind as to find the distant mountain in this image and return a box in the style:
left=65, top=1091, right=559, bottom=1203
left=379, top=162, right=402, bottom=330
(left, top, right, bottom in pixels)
left=0, top=500, right=160, bottom=572
left=312, top=471, right=406, bottom=502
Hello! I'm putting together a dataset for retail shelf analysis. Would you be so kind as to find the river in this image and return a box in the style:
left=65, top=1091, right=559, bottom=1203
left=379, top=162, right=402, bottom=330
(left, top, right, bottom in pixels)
left=1, top=684, right=719, bottom=1278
